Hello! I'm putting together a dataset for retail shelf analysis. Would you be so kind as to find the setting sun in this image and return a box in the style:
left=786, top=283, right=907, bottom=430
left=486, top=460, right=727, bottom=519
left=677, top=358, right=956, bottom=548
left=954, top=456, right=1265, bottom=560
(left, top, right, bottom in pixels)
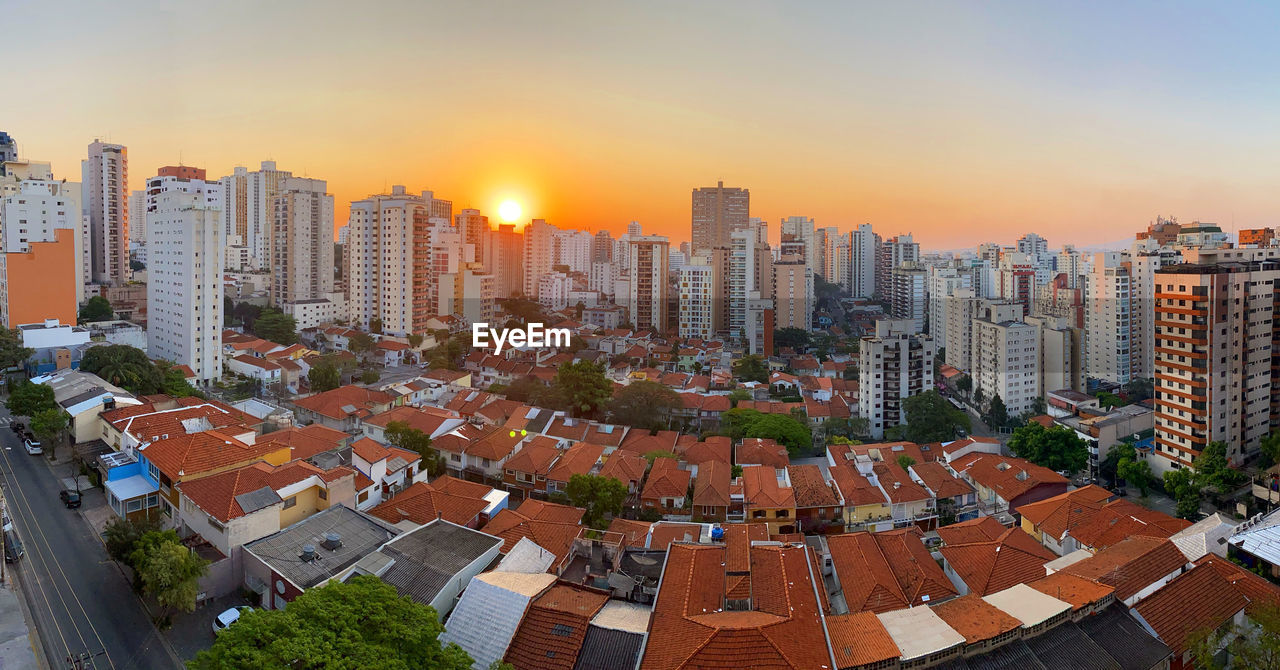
left=498, top=200, right=522, bottom=223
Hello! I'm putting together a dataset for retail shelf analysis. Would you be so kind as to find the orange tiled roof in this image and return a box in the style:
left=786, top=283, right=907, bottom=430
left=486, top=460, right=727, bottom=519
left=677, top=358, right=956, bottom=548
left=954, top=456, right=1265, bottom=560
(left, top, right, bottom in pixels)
left=141, top=430, right=284, bottom=481
left=1194, top=554, right=1280, bottom=615
left=367, top=480, right=488, bottom=527
left=930, top=594, right=1022, bottom=644
left=825, top=612, right=900, bottom=668
left=108, top=398, right=256, bottom=440
left=619, top=429, right=681, bottom=455
left=735, top=438, right=790, bottom=469
left=678, top=436, right=732, bottom=466
left=649, top=522, right=705, bottom=550
left=598, top=451, right=647, bottom=487
left=692, top=460, right=731, bottom=508
left=1014, top=485, right=1114, bottom=541
left=505, top=583, right=610, bottom=670
left=910, top=461, right=974, bottom=500
left=1026, top=572, right=1116, bottom=611
left=827, top=464, right=888, bottom=507
left=546, top=442, right=604, bottom=483
left=741, top=465, right=795, bottom=509
left=292, top=385, right=395, bottom=420
left=466, top=424, right=525, bottom=461
left=872, top=461, right=932, bottom=504
left=259, top=424, right=348, bottom=462
left=787, top=464, right=839, bottom=509
left=949, top=452, right=1068, bottom=502
left=350, top=437, right=419, bottom=471
left=502, top=440, right=561, bottom=477
left=937, top=516, right=1009, bottom=545
left=1133, top=562, right=1247, bottom=654
left=178, top=460, right=354, bottom=523
left=1062, top=536, right=1188, bottom=601
left=481, top=500, right=584, bottom=569
left=939, top=527, right=1057, bottom=596
left=361, top=405, right=455, bottom=436
left=1067, top=498, right=1191, bottom=551
left=828, top=529, right=957, bottom=613
left=642, top=458, right=692, bottom=501
left=607, top=518, right=652, bottom=549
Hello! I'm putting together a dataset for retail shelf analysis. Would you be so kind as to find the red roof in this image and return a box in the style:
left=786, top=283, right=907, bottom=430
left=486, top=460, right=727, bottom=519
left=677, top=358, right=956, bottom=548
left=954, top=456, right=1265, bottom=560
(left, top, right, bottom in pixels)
left=1066, top=498, right=1191, bottom=551
left=1025, top=572, right=1116, bottom=611
left=827, top=464, right=888, bottom=507
left=259, top=424, right=348, bottom=461
left=545, top=442, right=604, bottom=483
left=910, top=461, right=974, bottom=500
left=141, top=430, right=283, bottom=481
left=692, top=460, right=731, bottom=508
left=938, top=526, right=1057, bottom=596
left=735, top=438, right=789, bottom=468
left=481, top=499, right=585, bottom=569
left=741, top=465, right=795, bottom=509
left=178, top=460, right=355, bottom=523
left=678, top=436, right=732, bottom=466
left=606, top=518, right=653, bottom=549
left=1193, top=554, right=1280, bottom=615
left=292, top=385, right=395, bottom=420
left=787, top=465, right=839, bottom=509
left=949, top=452, right=1068, bottom=502
left=597, top=451, right=647, bottom=487
left=362, top=405, right=455, bottom=436
left=930, top=594, right=1022, bottom=644
left=503, top=440, right=561, bottom=477
left=505, top=583, right=609, bottom=670
left=825, top=612, right=900, bottom=667
left=642, top=458, right=692, bottom=501
left=350, top=437, right=420, bottom=471
left=1062, top=536, right=1188, bottom=601
left=1015, top=485, right=1114, bottom=541
left=827, top=529, right=958, bottom=613
left=1134, top=562, right=1247, bottom=654
left=368, top=480, right=488, bottom=527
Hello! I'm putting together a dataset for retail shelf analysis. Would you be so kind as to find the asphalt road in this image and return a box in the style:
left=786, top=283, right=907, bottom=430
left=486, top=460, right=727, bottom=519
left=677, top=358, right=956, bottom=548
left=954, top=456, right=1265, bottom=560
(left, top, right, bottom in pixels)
left=0, top=410, right=180, bottom=670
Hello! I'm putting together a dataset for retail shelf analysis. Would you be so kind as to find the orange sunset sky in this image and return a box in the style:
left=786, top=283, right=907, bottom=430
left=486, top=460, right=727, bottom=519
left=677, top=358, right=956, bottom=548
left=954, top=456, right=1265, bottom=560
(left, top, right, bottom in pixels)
left=7, top=2, right=1280, bottom=249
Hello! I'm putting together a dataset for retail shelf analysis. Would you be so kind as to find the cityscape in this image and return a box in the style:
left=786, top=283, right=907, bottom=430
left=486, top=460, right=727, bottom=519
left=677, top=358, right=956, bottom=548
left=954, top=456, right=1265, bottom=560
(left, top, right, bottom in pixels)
left=4, top=3, right=1280, bottom=670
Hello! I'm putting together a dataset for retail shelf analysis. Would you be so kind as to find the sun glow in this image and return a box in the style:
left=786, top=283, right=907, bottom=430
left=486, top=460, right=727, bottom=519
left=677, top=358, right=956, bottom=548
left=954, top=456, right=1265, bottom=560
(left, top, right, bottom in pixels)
left=498, top=200, right=522, bottom=223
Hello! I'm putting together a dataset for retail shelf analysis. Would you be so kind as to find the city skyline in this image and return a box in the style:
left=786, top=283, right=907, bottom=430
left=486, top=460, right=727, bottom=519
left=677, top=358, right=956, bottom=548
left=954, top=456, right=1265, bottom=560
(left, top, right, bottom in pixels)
left=9, top=2, right=1280, bottom=247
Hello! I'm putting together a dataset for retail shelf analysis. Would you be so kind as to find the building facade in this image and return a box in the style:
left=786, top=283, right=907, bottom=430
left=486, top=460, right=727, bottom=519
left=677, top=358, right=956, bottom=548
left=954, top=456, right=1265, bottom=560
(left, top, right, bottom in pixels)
left=147, top=187, right=224, bottom=383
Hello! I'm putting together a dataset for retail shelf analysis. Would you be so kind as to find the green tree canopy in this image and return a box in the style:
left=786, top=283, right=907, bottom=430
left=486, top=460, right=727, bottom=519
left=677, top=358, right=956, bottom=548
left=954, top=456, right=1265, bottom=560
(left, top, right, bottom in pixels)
left=80, top=344, right=164, bottom=395
left=1262, top=429, right=1280, bottom=469
left=565, top=473, right=627, bottom=529
left=307, top=359, right=341, bottom=392
left=253, top=310, right=298, bottom=345
left=189, top=575, right=473, bottom=670
left=899, top=390, right=971, bottom=444
left=156, top=361, right=203, bottom=398
left=608, top=380, right=680, bottom=431
left=1163, top=468, right=1202, bottom=520
left=5, top=381, right=58, bottom=417
left=985, top=393, right=1009, bottom=429
left=719, top=409, right=811, bottom=454
left=1116, top=456, right=1153, bottom=496
left=348, top=332, right=376, bottom=355
left=1007, top=422, right=1088, bottom=474
left=1195, top=440, right=1241, bottom=496
left=732, top=355, right=768, bottom=384
left=103, top=517, right=161, bottom=564
left=727, top=389, right=752, bottom=407
left=129, top=529, right=209, bottom=615
left=503, top=375, right=548, bottom=403
left=384, top=421, right=441, bottom=477
left=773, top=327, right=810, bottom=352
left=0, top=328, right=34, bottom=370
left=896, top=455, right=916, bottom=470
left=30, top=407, right=68, bottom=446
left=78, top=295, right=114, bottom=323
left=361, top=368, right=381, bottom=385
left=1187, top=600, right=1280, bottom=670
left=498, top=296, right=546, bottom=324
left=544, top=361, right=612, bottom=418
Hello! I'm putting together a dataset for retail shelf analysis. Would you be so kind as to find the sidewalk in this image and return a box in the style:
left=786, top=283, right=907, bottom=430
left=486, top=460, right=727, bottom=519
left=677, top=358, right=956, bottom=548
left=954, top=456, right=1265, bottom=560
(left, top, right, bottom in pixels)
left=0, top=579, right=42, bottom=669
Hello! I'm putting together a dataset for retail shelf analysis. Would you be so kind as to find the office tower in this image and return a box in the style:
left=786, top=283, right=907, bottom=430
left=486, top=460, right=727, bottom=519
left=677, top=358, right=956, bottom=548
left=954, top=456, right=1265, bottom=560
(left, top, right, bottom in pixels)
left=219, top=161, right=292, bottom=269
left=129, top=190, right=147, bottom=243
left=1238, top=228, right=1277, bottom=248
left=875, top=233, right=919, bottom=298
left=486, top=223, right=524, bottom=300
left=592, top=230, right=613, bottom=263
left=691, top=181, right=748, bottom=252
left=972, top=302, right=1039, bottom=417
left=1136, top=215, right=1181, bottom=247
left=148, top=185, right=223, bottom=384
left=83, top=140, right=130, bottom=285
left=1151, top=249, right=1280, bottom=475
left=271, top=178, right=334, bottom=306
left=927, top=266, right=972, bottom=348
left=522, top=219, right=556, bottom=297
left=678, top=258, right=719, bottom=340
left=847, top=223, right=876, bottom=298
left=1056, top=246, right=1084, bottom=288
left=1016, top=233, right=1048, bottom=257
left=456, top=209, right=490, bottom=267
left=1176, top=222, right=1231, bottom=250
left=860, top=319, right=935, bottom=439
left=626, top=235, right=669, bottom=332
left=0, top=132, right=15, bottom=167
left=889, top=264, right=927, bottom=334
left=0, top=178, right=82, bottom=327
left=780, top=216, right=816, bottom=270
left=944, top=289, right=979, bottom=371
left=772, top=255, right=812, bottom=331
left=347, top=186, right=434, bottom=337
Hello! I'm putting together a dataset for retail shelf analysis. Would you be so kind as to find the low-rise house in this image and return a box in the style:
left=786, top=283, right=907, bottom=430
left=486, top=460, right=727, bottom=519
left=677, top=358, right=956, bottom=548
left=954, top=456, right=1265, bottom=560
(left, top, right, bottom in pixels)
left=1228, top=507, right=1280, bottom=579
left=827, top=528, right=958, bottom=613
left=872, top=461, right=937, bottom=529
left=462, top=424, right=527, bottom=480
left=1025, top=572, right=1116, bottom=620
left=34, top=369, right=142, bottom=444
left=787, top=464, right=841, bottom=533
left=1065, top=498, right=1190, bottom=554
left=937, top=517, right=1058, bottom=596
left=291, top=385, right=397, bottom=432
left=641, top=458, right=691, bottom=516
left=597, top=450, right=648, bottom=496
left=618, top=429, right=681, bottom=456
left=826, top=463, right=891, bottom=532
left=373, top=339, right=412, bottom=366
left=1132, top=562, right=1248, bottom=670
left=1016, top=485, right=1115, bottom=555
left=501, top=436, right=562, bottom=497
left=824, top=612, right=901, bottom=670
left=256, top=424, right=351, bottom=461
left=481, top=499, right=586, bottom=575
left=227, top=354, right=282, bottom=383
left=349, top=437, right=422, bottom=508
left=100, top=395, right=260, bottom=456
left=504, top=583, right=611, bottom=670
left=909, top=461, right=977, bottom=523
left=691, top=460, right=731, bottom=523
left=947, top=452, right=1069, bottom=516
left=677, top=436, right=732, bottom=467
left=360, top=405, right=464, bottom=443
left=438, top=572, right=558, bottom=669
left=929, top=595, right=1023, bottom=658
left=1060, top=536, right=1189, bottom=606
left=544, top=442, right=605, bottom=494
left=1169, top=512, right=1236, bottom=562
left=367, top=478, right=499, bottom=530
left=740, top=465, right=796, bottom=534
left=736, top=437, right=790, bottom=469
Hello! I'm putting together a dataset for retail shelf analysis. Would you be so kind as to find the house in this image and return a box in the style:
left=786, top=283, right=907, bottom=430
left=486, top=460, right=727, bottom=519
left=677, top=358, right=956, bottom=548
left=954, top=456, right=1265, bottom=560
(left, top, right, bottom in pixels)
left=504, top=583, right=611, bottom=670
left=937, top=518, right=1057, bottom=596
left=544, top=442, right=605, bottom=494
left=826, top=528, right=958, bottom=613
left=1227, top=507, right=1280, bottom=580
left=823, top=612, right=901, bottom=670
left=349, top=437, right=423, bottom=509
left=242, top=505, right=399, bottom=610
left=740, top=465, right=796, bottom=535
left=291, top=385, right=397, bottom=432
left=872, top=461, right=937, bottom=530
left=677, top=436, right=732, bottom=467
left=1015, top=485, right=1115, bottom=555
left=641, top=458, right=692, bottom=516
left=947, top=452, right=1069, bottom=515
left=1025, top=572, right=1116, bottom=619
left=691, top=460, right=731, bottom=523
left=826, top=463, right=891, bottom=532
left=481, top=499, right=586, bottom=575
left=360, top=405, right=464, bottom=443
left=597, top=450, right=648, bottom=496
left=736, top=438, right=790, bottom=469
left=1060, top=536, right=1189, bottom=606
left=100, top=396, right=260, bottom=456
left=787, top=464, right=841, bottom=533
left=1132, top=563, right=1248, bottom=670
left=463, top=423, right=528, bottom=480
left=1169, top=512, right=1237, bottom=562
left=438, top=572, right=558, bottom=669
left=909, top=461, right=977, bottom=523
left=373, top=339, right=412, bottom=366
left=367, top=478, right=498, bottom=529
left=501, top=436, right=562, bottom=497
left=1064, top=498, right=1190, bottom=554
left=256, top=424, right=351, bottom=462
left=227, top=354, right=282, bottom=383
left=929, top=595, right=1023, bottom=658
left=618, top=429, right=681, bottom=456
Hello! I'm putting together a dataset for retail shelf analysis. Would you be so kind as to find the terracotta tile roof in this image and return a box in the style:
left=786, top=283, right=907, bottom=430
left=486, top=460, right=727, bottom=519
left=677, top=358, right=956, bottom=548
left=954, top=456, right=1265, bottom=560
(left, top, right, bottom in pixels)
left=607, top=518, right=652, bottom=549
left=1067, top=499, right=1191, bottom=551
left=178, top=460, right=354, bottom=523
left=503, top=440, right=561, bottom=477
left=872, top=462, right=932, bottom=504
left=827, top=464, right=888, bottom=507
left=292, top=385, right=395, bottom=420
left=786, top=464, right=839, bottom=509
left=678, top=436, right=732, bottom=466
left=428, top=475, right=492, bottom=499
left=466, top=424, right=525, bottom=461
left=930, top=594, right=1022, bottom=644
left=232, top=354, right=281, bottom=371
left=949, top=452, right=1068, bottom=502
left=648, top=522, right=704, bottom=549
left=937, top=516, right=1009, bottom=545
left=141, top=430, right=284, bottom=481
left=361, top=405, right=454, bottom=436
left=642, top=458, right=692, bottom=501
left=431, top=423, right=487, bottom=455
left=543, top=416, right=590, bottom=442
left=741, top=465, right=795, bottom=509
left=692, top=460, right=731, bottom=508
left=374, top=339, right=410, bottom=351
left=939, top=527, right=1057, bottom=596
left=1014, top=485, right=1113, bottom=541
left=828, top=529, right=957, bottom=613
left=481, top=501, right=584, bottom=569
left=350, top=438, right=419, bottom=471
left=598, top=451, right=647, bottom=487
left=1195, top=555, right=1280, bottom=614
left=514, top=498, right=587, bottom=524
left=640, top=543, right=833, bottom=670
left=1061, top=536, right=1188, bottom=601
left=910, top=461, right=974, bottom=500
left=619, top=429, right=680, bottom=455
left=259, top=424, right=348, bottom=462
left=828, top=441, right=937, bottom=467
left=367, top=480, right=488, bottom=527
left=505, top=583, right=610, bottom=670
left=1134, top=563, right=1247, bottom=654
left=825, top=611, right=900, bottom=668
left=582, top=422, right=626, bottom=447
left=546, top=442, right=604, bottom=483
left=1025, top=572, right=1115, bottom=611
left=108, top=399, right=256, bottom=441
left=735, top=438, right=790, bottom=468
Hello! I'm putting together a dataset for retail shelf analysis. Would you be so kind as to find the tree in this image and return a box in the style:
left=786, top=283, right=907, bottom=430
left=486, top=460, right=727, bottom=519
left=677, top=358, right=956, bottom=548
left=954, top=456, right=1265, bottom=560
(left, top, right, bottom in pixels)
left=80, top=344, right=163, bottom=395
left=544, top=361, right=612, bottom=418
left=30, top=407, right=68, bottom=447
left=985, top=393, right=1009, bottom=428
left=1007, top=422, right=1088, bottom=474
left=642, top=449, right=678, bottom=464
left=742, top=413, right=812, bottom=455
left=348, top=332, right=376, bottom=356
left=503, top=375, right=547, bottom=403
left=384, top=421, right=442, bottom=477
left=1094, top=390, right=1125, bottom=408
left=369, top=318, right=384, bottom=335
left=731, top=464, right=743, bottom=478
left=1186, top=601, right=1280, bottom=670
left=5, top=381, right=57, bottom=417
left=407, top=333, right=424, bottom=349
left=361, top=368, right=381, bottom=385
left=1116, top=456, right=1153, bottom=496
left=728, top=389, right=752, bottom=407
left=103, top=517, right=161, bottom=564
left=252, top=310, right=298, bottom=345
left=1122, top=378, right=1155, bottom=403
left=129, top=529, right=209, bottom=615
left=565, top=473, right=627, bottom=529
left=899, top=391, right=970, bottom=443
left=1163, top=469, right=1202, bottom=520
left=824, top=416, right=870, bottom=442
left=156, top=361, right=203, bottom=398
left=955, top=375, right=972, bottom=397
left=773, top=327, right=810, bottom=352
left=608, top=381, right=680, bottom=431
left=78, top=295, right=114, bottom=323
left=1196, top=441, right=1242, bottom=496
left=732, top=355, right=768, bottom=383
left=1100, top=443, right=1134, bottom=486
left=0, top=328, right=33, bottom=370
left=1262, top=429, right=1280, bottom=469
left=130, top=259, right=146, bottom=272
left=896, top=455, right=916, bottom=470
left=189, top=575, right=473, bottom=670
left=498, top=296, right=545, bottom=324
left=307, top=359, right=341, bottom=392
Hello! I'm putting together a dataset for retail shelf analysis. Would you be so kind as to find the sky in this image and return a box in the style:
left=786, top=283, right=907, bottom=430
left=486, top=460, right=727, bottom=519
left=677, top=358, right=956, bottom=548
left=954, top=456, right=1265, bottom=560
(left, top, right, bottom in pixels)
left=7, top=1, right=1280, bottom=249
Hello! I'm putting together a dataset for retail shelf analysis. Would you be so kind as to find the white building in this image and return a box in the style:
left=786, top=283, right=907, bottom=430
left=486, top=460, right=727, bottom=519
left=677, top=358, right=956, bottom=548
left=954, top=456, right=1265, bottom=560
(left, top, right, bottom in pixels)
left=1084, top=252, right=1136, bottom=385
left=82, top=140, right=130, bottom=285
left=537, top=271, right=571, bottom=312
left=927, top=266, right=972, bottom=349
left=848, top=223, right=877, bottom=298
left=972, top=302, right=1039, bottom=417
left=889, top=264, right=927, bottom=334
left=678, top=260, right=718, bottom=340
left=0, top=175, right=87, bottom=309
left=859, top=319, right=935, bottom=439
left=272, top=177, right=334, bottom=307
left=129, top=190, right=146, bottom=243
left=147, top=187, right=224, bottom=384
left=944, top=288, right=979, bottom=372
left=219, top=161, right=292, bottom=270
left=284, top=295, right=349, bottom=330
left=627, top=235, right=669, bottom=332
left=522, top=219, right=556, bottom=298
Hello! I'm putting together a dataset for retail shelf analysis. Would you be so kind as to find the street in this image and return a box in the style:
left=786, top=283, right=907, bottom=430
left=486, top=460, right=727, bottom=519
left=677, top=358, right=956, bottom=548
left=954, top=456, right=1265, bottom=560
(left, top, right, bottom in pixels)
left=0, top=410, right=180, bottom=670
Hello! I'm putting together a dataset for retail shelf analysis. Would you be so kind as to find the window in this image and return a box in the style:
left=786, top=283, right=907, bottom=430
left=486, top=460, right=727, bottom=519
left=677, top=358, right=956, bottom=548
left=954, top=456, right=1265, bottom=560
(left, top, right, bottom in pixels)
left=126, top=498, right=143, bottom=513
left=318, top=488, right=327, bottom=500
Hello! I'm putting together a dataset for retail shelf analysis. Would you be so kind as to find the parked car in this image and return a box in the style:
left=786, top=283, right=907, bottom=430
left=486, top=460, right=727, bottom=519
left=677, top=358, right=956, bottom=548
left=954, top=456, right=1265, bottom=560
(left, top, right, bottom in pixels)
left=59, top=489, right=81, bottom=509
left=23, top=438, right=41, bottom=455
left=213, top=606, right=253, bottom=634
left=1111, top=487, right=1128, bottom=497
left=4, top=529, right=22, bottom=563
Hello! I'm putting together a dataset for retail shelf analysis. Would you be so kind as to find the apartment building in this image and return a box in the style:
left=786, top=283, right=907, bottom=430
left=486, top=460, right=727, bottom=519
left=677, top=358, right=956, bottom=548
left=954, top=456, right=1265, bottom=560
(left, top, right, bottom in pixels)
left=859, top=319, right=935, bottom=439
left=780, top=216, right=816, bottom=270
left=83, top=140, right=130, bottom=285
left=1084, top=252, right=1137, bottom=385
left=927, top=266, right=972, bottom=349
left=889, top=264, right=927, bottom=334
left=972, top=302, right=1040, bottom=416
left=270, top=178, right=334, bottom=307
left=772, top=254, right=813, bottom=331
left=847, top=223, right=877, bottom=298
left=219, top=161, right=292, bottom=270
left=1025, top=313, right=1085, bottom=394
left=875, top=233, right=918, bottom=298
left=945, top=288, right=979, bottom=372
left=0, top=172, right=84, bottom=326
left=691, top=181, right=748, bottom=252
left=486, top=223, right=524, bottom=300
left=346, top=186, right=441, bottom=337
left=678, top=258, right=719, bottom=340
left=626, top=235, right=669, bottom=332
left=522, top=218, right=556, bottom=298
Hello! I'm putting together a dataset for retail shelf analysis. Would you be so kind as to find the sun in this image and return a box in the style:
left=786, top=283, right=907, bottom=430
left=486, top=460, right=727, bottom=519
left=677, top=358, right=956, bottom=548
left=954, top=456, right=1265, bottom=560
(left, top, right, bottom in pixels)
left=498, top=200, right=522, bottom=223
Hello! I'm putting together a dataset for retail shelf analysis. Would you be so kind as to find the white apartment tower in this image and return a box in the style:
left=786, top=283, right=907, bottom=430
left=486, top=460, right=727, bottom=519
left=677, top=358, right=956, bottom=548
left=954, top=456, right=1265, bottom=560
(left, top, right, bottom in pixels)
left=627, top=235, right=669, bottom=332
left=1084, top=252, right=1138, bottom=384
left=927, top=266, right=972, bottom=349
left=859, top=319, right=935, bottom=439
left=679, top=258, right=719, bottom=340
left=889, top=264, right=927, bottom=334
left=83, top=141, right=130, bottom=285
left=147, top=185, right=224, bottom=384
left=780, top=216, right=816, bottom=271
left=848, top=224, right=877, bottom=298
left=347, top=186, right=435, bottom=337
left=219, top=161, right=292, bottom=269
left=944, top=288, right=979, bottom=371
left=271, top=177, right=334, bottom=306
left=972, top=302, right=1040, bottom=417
left=522, top=219, right=556, bottom=297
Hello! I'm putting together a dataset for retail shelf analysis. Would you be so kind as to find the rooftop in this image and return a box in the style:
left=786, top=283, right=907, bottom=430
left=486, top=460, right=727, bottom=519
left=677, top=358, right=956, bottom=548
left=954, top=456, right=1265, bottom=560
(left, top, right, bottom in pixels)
left=245, top=505, right=398, bottom=590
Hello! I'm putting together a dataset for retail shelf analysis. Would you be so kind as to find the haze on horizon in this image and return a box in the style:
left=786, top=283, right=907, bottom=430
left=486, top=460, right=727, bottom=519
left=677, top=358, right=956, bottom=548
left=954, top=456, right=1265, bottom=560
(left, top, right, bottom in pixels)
left=7, top=0, right=1280, bottom=249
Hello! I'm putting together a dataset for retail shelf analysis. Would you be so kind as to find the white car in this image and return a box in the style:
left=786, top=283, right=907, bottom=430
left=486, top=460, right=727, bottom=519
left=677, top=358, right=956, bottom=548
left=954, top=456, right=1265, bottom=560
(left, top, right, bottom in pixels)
left=23, top=438, right=41, bottom=455
left=213, top=606, right=252, bottom=634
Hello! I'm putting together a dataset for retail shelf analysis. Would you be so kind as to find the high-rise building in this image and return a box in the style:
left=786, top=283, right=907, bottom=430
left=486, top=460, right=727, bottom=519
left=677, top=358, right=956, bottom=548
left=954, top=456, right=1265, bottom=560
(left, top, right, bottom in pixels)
left=772, top=255, right=813, bottom=331
left=83, top=140, right=130, bottom=285
left=486, top=223, right=524, bottom=300
left=129, top=190, right=147, bottom=243
left=847, top=223, right=877, bottom=298
left=691, top=181, right=748, bottom=252
left=455, top=209, right=490, bottom=267
left=537, top=271, right=571, bottom=312
left=1056, top=246, right=1084, bottom=288
left=860, top=319, right=935, bottom=439
left=780, top=216, right=816, bottom=271
left=0, top=179, right=82, bottom=327
left=347, top=186, right=434, bottom=337
left=996, top=251, right=1035, bottom=313
left=1084, top=251, right=1163, bottom=385
left=148, top=186, right=224, bottom=384
left=729, top=230, right=761, bottom=338
left=1152, top=249, right=1280, bottom=475
left=553, top=228, right=592, bottom=274
left=1136, top=216, right=1181, bottom=247
left=0, top=132, right=16, bottom=167
left=592, top=230, right=613, bottom=263
left=972, top=302, right=1040, bottom=417
left=1176, top=222, right=1231, bottom=250
left=678, top=259, right=719, bottom=340
left=626, top=235, right=669, bottom=332
left=1025, top=313, right=1084, bottom=395
left=927, top=266, right=972, bottom=349
left=219, top=161, right=292, bottom=269
left=875, top=233, right=919, bottom=299
left=522, top=219, right=556, bottom=297
left=889, top=264, right=927, bottom=334
left=815, top=226, right=838, bottom=282
left=944, top=289, right=979, bottom=371
left=271, top=177, right=334, bottom=306
left=1016, top=233, right=1048, bottom=257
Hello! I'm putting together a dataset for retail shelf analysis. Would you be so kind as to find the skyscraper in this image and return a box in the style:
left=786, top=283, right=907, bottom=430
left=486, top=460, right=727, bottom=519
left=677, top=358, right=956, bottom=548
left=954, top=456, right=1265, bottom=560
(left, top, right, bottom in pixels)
left=148, top=182, right=224, bottom=384
left=627, top=235, right=669, bottom=332
left=83, top=140, right=130, bottom=285
left=347, top=186, right=434, bottom=336
left=772, top=255, right=813, bottom=331
left=456, top=208, right=490, bottom=267
left=691, top=181, right=748, bottom=252
left=219, top=161, right=292, bottom=269
left=679, top=257, right=720, bottom=340
left=860, top=319, right=935, bottom=439
left=848, top=223, right=877, bottom=298
left=271, top=177, right=334, bottom=306
left=972, top=302, right=1040, bottom=417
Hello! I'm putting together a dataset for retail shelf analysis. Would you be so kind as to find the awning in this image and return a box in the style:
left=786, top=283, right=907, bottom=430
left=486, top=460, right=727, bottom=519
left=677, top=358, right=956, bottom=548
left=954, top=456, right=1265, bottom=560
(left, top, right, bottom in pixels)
left=105, top=474, right=158, bottom=501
